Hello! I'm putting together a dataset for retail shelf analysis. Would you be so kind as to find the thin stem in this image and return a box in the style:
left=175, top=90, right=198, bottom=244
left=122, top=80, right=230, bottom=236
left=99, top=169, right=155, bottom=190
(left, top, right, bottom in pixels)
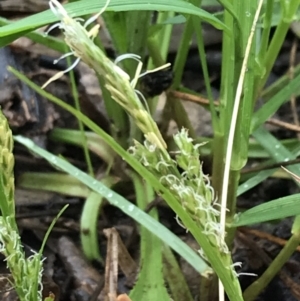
left=67, top=56, right=94, bottom=177
left=147, top=11, right=174, bottom=114
left=217, top=0, right=241, bottom=30
left=211, top=7, right=234, bottom=198
left=192, top=17, right=219, bottom=132
left=147, top=11, right=174, bottom=68
left=220, top=0, right=263, bottom=242
left=147, top=38, right=165, bottom=67
left=258, top=0, right=300, bottom=93
left=172, top=17, right=194, bottom=88
left=164, top=0, right=201, bottom=139
left=219, top=2, right=263, bottom=300
left=243, top=228, right=300, bottom=301
left=257, top=0, right=274, bottom=62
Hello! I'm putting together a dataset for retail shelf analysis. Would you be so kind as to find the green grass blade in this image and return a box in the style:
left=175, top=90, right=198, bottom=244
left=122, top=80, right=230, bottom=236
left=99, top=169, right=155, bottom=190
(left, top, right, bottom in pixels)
left=130, top=173, right=170, bottom=301
left=37, top=204, right=69, bottom=301
left=0, top=17, right=67, bottom=53
left=0, top=0, right=226, bottom=46
left=163, top=245, right=194, bottom=301
left=231, top=193, right=300, bottom=227
left=50, top=129, right=115, bottom=166
left=253, top=127, right=300, bottom=172
left=81, top=191, right=104, bottom=262
left=261, top=63, right=300, bottom=101
left=80, top=176, right=116, bottom=262
left=19, top=172, right=90, bottom=198
left=251, top=71, right=300, bottom=132
left=232, top=126, right=300, bottom=227
left=237, top=168, right=277, bottom=196
left=238, top=140, right=300, bottom=196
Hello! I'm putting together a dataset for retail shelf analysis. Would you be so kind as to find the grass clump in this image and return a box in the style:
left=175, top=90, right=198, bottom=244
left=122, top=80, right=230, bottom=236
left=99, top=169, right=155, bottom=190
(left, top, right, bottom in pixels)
left=0, top=0, right=300, bottom=301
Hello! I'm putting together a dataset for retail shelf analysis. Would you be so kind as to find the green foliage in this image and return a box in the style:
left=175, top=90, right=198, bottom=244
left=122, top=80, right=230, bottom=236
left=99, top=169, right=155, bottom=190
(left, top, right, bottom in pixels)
left=231, top=194, right=300, bottom=227
left=0, top=0, right=300, bottom=300
left=0, top=0, right=226, bottom=47
left=129, top=174, right=171, bottom=301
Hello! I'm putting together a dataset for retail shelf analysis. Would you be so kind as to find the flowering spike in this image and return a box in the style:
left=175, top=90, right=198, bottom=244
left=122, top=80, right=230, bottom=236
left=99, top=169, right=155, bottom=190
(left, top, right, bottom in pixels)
left=47, top=0, right=167, bottom=149
left=42, top=71, right=64, bottom=89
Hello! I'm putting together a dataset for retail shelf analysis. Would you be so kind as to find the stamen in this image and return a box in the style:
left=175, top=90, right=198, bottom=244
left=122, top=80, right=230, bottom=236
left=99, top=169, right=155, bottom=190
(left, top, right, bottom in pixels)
left=139, top=63, right=171, bottom=79
left=84, top=0, right=111, bottom=28
left=232, top=262, right=243, bottom=268
left=42, top=57, right=80, bottom=88
left=131, top=60, right=143, bottom=88
left=175, top=215, right=188, bottom=232
left=114, top=53, right=141, bottom=65
left=134, top=89, right=150, bottom=112
left=237, top=272, right=257, bottom=277
left=64, top=56, right=80, bottom=71
left=53, top=51, right=74, bottom=64
left=45, top=23, right=61, bottom=35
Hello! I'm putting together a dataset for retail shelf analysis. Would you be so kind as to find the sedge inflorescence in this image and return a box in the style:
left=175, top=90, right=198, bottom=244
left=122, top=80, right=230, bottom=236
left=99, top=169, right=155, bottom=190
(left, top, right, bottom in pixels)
left=129, top=128, right=229, bottom=257
left=46, top=0, right=167, bottom=150
left=0, top=217, right=44, bottom=301
left=0, top=108, right=43, bottom=301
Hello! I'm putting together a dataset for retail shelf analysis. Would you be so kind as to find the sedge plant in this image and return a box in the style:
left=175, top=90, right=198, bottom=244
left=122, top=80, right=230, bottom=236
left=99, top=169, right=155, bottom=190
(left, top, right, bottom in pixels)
left=0, top=109, right=48, bottom=301
left=26, top=1, right=244, bottom=299
left=1, top=0, right=300, bottom=301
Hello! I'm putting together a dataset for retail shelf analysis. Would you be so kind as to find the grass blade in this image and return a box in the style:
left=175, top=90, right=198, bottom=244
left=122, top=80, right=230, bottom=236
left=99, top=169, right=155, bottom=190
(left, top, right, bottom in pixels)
left=0, top=0, right=226, bottom=47
left=231, top=193, right=300, bottom=227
